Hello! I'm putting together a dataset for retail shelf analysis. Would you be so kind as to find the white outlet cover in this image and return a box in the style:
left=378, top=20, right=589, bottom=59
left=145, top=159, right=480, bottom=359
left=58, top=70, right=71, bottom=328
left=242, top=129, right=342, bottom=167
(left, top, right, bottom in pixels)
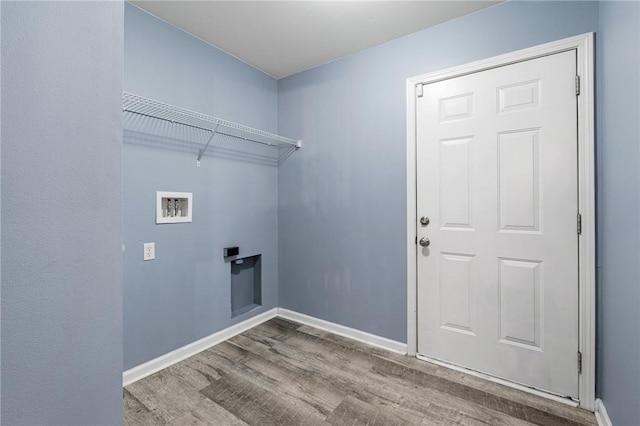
left=143, top=242, right=155, bottom=261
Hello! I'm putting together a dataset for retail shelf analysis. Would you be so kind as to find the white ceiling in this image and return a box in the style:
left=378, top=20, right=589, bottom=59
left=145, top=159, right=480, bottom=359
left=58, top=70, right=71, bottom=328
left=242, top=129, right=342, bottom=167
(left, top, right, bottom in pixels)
left=131, top=1, right=501, bottom=79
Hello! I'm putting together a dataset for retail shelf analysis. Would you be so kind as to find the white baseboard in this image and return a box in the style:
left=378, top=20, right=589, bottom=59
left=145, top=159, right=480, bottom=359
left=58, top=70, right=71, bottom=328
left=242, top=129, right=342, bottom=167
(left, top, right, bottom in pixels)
left=277, top=308, right=408, bottom=355
left=595, top=399, right=613, bottom=426
left=123, top=307, right=278, bottom=387
left=124, top=307, right=408, bottom=387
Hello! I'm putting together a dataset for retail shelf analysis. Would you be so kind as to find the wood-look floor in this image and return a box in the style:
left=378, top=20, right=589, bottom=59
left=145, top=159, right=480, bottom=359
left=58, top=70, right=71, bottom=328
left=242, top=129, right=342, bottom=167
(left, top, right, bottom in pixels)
left=124, top=318, right=597, bottom=426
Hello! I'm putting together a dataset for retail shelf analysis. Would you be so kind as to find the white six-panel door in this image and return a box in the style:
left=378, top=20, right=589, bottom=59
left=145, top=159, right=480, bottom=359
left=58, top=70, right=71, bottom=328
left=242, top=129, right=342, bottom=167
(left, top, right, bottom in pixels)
left=416, top=50, right=579, bottom=398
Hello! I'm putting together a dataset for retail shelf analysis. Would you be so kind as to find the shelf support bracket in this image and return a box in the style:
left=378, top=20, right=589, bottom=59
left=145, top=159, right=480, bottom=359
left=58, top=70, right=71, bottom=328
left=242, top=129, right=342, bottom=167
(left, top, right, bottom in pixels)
left=197, top=124, right=219, bottom=167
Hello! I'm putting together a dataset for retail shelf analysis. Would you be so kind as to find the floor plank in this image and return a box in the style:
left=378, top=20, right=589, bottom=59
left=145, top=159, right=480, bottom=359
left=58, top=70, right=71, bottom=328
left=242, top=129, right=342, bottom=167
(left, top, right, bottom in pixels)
left=200, top=372, right=328, bottom=426
left=325, top=395, right=417, bottom=426
left=124, top=318, right=598, bottom=426
left=124, top=389, right=168, bottom=426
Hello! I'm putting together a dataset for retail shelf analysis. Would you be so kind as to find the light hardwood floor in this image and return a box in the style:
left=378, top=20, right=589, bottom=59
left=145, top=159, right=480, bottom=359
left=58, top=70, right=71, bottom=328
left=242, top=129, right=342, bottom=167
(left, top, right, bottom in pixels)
left=124, top=317, right=598, bottom=426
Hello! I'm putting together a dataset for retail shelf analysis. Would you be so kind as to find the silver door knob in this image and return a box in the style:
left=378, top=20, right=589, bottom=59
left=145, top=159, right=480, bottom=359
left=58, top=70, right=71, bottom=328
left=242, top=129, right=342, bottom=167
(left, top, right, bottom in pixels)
left=419, top=237, right=430, bottom=247
left=420, top=216, right=430, bottom=226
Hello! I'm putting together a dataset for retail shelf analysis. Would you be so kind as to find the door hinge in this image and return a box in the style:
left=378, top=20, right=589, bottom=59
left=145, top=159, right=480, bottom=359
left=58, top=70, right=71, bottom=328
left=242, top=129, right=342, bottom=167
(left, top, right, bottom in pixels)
left=575, top=75, right=580, bottom=96
left=416, top=83, right=424, bottom=98
left=415, top=236, right=418, bottom=245
left=578, top=351, right=583, bottom=374
left=577, top=213, right=582, bottom=235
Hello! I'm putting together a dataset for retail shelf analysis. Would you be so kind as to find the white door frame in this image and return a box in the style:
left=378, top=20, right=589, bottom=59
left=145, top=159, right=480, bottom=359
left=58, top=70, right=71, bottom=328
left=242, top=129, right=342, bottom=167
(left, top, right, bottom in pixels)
left=406, top=33, right=595, bottom=410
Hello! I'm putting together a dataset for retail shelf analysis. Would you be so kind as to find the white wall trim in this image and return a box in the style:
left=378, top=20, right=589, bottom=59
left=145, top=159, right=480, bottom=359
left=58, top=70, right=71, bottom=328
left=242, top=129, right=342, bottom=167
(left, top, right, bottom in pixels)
left=123, top=308, right=278, bottom=387
left=406, top=33, right=596, bottom=410
left=124, top=307, right=408, bottom=387
left=277, top=308, right=408, bottom=354
left=595, top=399, right=613, bottom=426
left=406, top=74, right=418, bottom=356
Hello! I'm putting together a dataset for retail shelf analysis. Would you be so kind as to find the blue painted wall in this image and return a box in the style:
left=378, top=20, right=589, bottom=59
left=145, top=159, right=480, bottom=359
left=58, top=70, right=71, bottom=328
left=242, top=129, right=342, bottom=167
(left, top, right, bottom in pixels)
left=1, top=2, right=124, bottom=424
left=278, top=0, right=599, bottom=343
left=596, top=2, right=640, bottom=425
left=123, top=4, right=281, bottom=369
left=279, top=1, right=640, bottom=423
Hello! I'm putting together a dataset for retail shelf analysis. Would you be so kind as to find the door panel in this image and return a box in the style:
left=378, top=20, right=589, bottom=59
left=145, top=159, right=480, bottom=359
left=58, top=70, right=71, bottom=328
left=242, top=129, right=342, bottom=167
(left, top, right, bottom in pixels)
left=498, top=129, right=540, bottom=232
left=440, top=252, right=474, bottom=335
left=440, top=137, right=473, bottom=229
left=416, top=50, right=579, bottom=398
left=498, top=258, right=541, bottom=349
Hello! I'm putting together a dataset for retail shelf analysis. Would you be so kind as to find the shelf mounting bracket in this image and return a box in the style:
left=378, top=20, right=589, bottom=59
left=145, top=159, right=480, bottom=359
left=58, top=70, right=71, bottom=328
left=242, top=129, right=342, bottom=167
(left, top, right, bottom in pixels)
left=197, top=124, right=219, bottom=167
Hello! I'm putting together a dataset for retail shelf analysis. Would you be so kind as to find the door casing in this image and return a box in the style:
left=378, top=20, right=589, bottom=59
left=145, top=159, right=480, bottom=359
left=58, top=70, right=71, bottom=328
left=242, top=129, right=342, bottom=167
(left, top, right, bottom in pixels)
left=405, top=33, right=595, bottom=410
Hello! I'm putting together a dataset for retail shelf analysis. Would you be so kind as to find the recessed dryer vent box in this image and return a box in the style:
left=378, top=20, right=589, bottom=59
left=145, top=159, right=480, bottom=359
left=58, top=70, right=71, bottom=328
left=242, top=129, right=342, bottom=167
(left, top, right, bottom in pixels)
left=156, top=191, right=192, bottom=224
left=231, top=255, right=262, bottom=318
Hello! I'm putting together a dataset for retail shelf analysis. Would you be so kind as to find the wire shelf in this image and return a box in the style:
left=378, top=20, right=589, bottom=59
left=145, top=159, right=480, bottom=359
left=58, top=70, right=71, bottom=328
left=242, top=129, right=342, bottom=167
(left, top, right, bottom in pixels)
left=122, top=92, right=301, bottom=164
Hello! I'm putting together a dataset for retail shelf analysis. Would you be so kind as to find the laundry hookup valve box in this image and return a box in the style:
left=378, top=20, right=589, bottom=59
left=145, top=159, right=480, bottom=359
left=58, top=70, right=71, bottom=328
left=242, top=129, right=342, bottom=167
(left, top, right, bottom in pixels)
left=156, top=191, right=192, bottom=224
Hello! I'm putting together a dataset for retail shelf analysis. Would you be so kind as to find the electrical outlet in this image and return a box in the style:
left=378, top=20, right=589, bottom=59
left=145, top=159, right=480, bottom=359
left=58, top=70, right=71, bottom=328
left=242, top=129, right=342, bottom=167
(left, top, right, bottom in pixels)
left=143, top=242, right=155, bottom=261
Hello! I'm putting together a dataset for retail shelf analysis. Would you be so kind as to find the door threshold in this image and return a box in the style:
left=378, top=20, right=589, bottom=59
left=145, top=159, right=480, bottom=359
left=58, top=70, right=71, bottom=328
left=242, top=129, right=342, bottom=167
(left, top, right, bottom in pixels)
left=415, top=353, right=579, bottom=408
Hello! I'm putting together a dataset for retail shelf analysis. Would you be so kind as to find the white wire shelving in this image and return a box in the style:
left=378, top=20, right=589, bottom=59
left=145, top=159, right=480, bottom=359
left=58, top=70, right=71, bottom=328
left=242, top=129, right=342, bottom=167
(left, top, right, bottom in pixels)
left=122, top=92, right=301, bottom=166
